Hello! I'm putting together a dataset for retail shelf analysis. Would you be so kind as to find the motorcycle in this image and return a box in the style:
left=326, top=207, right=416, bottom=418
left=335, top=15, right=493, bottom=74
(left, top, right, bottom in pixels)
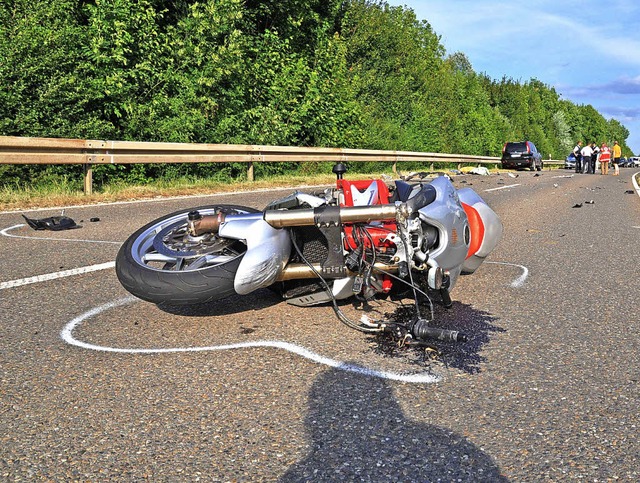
left=115, top=163, right=502, bottom=344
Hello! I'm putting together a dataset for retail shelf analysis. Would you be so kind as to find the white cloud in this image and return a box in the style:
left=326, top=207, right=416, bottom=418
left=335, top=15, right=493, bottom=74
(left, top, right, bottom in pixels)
left=387, top=0, right=640, bottom=152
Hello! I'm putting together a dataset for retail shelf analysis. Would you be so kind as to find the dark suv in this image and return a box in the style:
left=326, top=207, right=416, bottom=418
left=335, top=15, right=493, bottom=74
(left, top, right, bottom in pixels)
left=501, top=141, right=543, bottom=171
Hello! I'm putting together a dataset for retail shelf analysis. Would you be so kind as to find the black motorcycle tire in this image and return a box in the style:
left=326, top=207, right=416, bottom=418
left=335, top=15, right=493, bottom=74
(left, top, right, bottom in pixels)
left=116, top=204, right=259, bottom=306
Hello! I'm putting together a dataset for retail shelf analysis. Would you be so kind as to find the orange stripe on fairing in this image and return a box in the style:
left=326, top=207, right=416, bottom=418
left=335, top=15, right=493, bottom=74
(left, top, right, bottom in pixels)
left=462, top=202, right=484, bottom=259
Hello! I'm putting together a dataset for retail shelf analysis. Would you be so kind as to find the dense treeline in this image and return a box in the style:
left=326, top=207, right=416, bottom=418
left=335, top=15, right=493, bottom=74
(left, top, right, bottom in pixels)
left=0, top=0, right=632, bottom=188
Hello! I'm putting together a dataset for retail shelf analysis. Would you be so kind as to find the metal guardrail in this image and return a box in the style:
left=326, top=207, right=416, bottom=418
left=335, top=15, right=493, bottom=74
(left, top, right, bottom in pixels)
left=1, top=135, right=560, bottom=194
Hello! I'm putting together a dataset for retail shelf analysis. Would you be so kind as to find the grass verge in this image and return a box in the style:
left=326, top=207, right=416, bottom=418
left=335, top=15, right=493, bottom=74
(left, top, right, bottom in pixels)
left=0, top=172, right=376, bottom=212
left=1, top=164, right=572, bottom=212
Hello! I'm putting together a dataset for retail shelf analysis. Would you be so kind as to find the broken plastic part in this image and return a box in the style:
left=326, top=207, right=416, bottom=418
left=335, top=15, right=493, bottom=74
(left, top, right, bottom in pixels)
left=22, top=214, right=81, bottom=231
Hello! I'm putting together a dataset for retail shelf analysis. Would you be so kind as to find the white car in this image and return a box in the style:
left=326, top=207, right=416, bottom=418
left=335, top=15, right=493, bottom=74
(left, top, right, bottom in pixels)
left=629, top=157, right=640, bottom=168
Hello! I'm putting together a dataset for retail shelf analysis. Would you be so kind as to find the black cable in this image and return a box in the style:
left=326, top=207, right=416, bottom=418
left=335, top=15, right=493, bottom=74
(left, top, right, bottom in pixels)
left=362, top=227, right=377, bottom=266
left=365, top=261, right=434, bottom=323
left=395, top=219, right=425, bottom=321
left=290, top=230, right=383, bottom=334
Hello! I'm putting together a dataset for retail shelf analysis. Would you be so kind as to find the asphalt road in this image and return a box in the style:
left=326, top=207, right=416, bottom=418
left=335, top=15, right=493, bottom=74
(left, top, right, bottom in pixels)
left=1, top=169, right=639, bottom=481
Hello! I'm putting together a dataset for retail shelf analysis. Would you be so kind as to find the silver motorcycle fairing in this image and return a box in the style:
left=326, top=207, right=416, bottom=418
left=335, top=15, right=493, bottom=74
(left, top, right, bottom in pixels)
left=218, top=213, right=291, bottom=295
left=457, top=187, right=503, bottom=274
left=416, top=176, right=470, bottom=289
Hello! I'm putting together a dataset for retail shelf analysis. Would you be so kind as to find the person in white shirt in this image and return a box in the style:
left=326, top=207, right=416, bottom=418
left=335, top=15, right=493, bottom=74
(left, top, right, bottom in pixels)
left=589, top=142, right=599, bottom=174
left=580, top=143, right=593, bottom=174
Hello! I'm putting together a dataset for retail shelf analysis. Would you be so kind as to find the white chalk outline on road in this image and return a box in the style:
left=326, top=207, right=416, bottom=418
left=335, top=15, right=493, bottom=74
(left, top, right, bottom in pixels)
left=57, top=261, right=528, bottom=384
left=484, top=183, right=520, bottom=192
left=0, top=223, right=121, bottom=245
left=0, top=223, right=119, bottom=290
left=486, top=261, right=529, bottom=287
left=60, top=296, right=442, bottom=384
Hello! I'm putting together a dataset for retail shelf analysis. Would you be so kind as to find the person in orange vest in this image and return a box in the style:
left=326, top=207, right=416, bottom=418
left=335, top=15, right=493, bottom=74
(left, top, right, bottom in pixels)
left=599, top=143, right=611, bottom=175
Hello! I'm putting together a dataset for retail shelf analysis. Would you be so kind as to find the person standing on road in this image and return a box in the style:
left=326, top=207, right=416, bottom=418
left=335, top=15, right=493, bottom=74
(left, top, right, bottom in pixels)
left=573, top=141, right=583, bottom=173
left=589, top=142, right=599, bottom=174
left=612, top=140, right=622, bottom=175
left=580, top=142, right=593, bottom=174
left=599, top=143, right=611, bottom=175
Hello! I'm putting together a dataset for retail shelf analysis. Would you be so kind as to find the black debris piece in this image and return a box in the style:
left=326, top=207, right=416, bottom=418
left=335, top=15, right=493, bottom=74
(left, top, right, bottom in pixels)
left=572, top=203, right=583, bottom=208
left=625, top=190, right=635, bottom=194
left=22, top=214, right=81, bottom=231
left=585, top=200, right=595, bottom=204
left=90, top=217, right=101, bottom=222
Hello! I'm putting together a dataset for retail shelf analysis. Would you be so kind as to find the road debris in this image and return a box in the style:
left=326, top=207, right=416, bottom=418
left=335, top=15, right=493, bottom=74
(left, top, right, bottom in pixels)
left=469, top=167, right=490, bottom=176
left=22, top=213, right=81, bottom=231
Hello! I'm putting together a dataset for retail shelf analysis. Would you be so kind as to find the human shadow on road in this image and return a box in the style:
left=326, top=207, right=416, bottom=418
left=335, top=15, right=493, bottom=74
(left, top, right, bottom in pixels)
left=281, top=367, right=508, bottom=482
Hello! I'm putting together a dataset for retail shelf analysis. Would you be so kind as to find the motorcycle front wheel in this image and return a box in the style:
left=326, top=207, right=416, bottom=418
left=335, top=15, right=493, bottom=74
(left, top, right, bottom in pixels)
left=115, top=205, right=259, bottom=305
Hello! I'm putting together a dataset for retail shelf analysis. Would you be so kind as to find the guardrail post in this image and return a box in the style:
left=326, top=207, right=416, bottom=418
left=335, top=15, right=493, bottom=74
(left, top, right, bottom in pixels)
left=83, top=163, right=93, bottom=195
left=247, top=161, right=254, bottom=182
left=392, top=161, right=397, bottom=175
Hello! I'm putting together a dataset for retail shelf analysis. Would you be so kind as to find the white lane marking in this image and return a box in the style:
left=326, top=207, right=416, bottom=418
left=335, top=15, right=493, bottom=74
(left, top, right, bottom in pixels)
left=1, top=262, right=116, bottom=290
left=1, top=224, right=121, bottom=245
left=486, top=261, right=529, bottom=287
left=60, top=297, right=441, bottom=384
left=632, top=170, right=640, bottom=196
left=484, top=183, right=520, bottom=192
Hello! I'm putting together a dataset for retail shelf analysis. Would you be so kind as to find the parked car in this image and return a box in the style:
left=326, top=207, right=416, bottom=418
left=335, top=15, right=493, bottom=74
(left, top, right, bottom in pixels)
left=628, top=157, right=640, bottom=168
left=564, top=153, right=576, bottom=170
left=501, top=141, right=543, bottom=171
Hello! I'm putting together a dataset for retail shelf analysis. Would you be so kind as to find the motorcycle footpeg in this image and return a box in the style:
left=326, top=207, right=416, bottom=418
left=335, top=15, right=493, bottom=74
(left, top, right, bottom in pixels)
left=439, top=287, right=453, bottom=309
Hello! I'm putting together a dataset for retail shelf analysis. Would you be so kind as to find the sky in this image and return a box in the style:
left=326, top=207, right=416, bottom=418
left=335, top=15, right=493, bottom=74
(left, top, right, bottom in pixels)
left=386, top=0, right=640, bottom=155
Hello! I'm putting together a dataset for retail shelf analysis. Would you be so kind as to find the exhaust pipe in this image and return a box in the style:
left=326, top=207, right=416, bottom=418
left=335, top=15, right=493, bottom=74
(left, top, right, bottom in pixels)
left=188, top=203, right=406, bottom=236
left=264, top=203, right=406, bottom=228
left=276, top=262, right=398, bottom=281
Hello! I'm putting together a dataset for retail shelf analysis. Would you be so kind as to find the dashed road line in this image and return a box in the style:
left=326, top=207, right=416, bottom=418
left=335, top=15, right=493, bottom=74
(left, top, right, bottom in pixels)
left=484, top=183, right=521, bottom=192
left=0, top=261, right=116, bottom=290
